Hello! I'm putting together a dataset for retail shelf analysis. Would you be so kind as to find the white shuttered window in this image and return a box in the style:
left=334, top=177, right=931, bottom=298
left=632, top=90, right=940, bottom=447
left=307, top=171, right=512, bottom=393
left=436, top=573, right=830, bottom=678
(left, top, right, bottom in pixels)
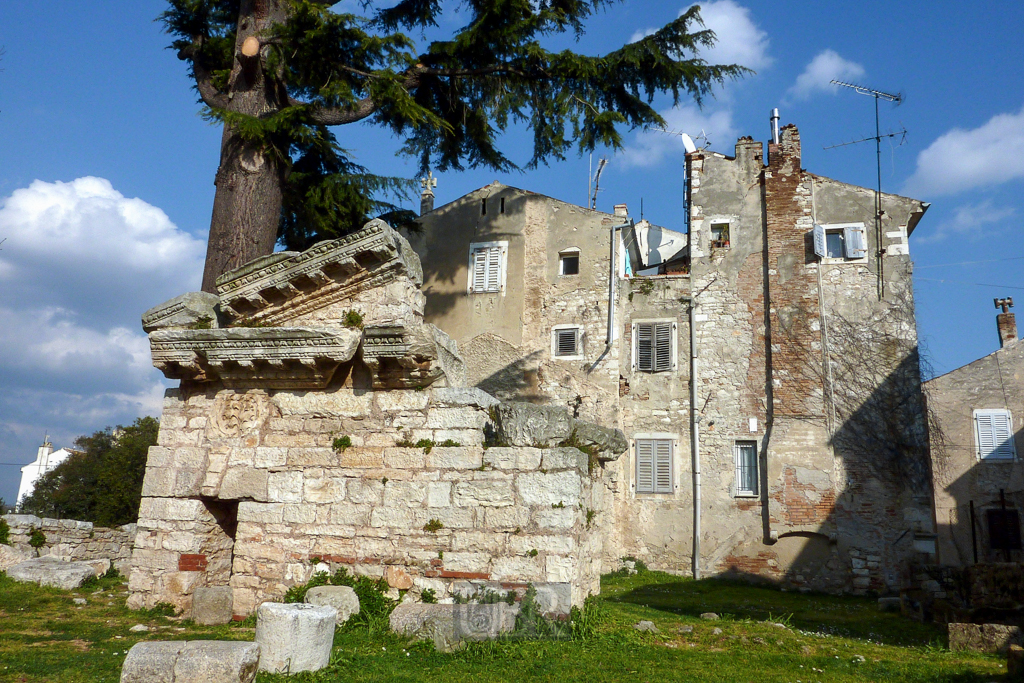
left=975, top=409, right=1016, bottom=461
left=636, top=438, right=673, bottom=494
left=634, top=321, right=676, bottom=373
left=468, top=241, right=507, bottom=293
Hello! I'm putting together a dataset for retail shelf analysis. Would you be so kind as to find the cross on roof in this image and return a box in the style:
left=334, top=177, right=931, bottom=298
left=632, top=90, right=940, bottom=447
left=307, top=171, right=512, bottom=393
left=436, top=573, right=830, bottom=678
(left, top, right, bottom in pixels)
left=420, top=170, right=437, bottom=193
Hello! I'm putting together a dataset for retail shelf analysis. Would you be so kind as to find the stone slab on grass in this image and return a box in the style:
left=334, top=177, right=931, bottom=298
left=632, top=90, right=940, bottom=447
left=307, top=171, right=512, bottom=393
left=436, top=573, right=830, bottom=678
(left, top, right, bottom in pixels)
left=255, top=602, right=336, bottom=673
left=390, top=602, right=520, bottom=652
left=193, top=586, right=234, bottom=625
left=305, top=585, right=360, bottom=625
left=7, top=556, right=97, bottom=590
left=120, top=640, right=259, bottom=683
left=948, top=622, right=1024, bottom=654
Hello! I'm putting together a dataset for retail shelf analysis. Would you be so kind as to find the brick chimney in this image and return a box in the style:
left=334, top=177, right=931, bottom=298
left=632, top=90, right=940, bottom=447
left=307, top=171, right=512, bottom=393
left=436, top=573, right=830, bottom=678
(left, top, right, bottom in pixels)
left=614, top=204, right=628, bottom=218
left=996, top=297, right=1018, bottom=348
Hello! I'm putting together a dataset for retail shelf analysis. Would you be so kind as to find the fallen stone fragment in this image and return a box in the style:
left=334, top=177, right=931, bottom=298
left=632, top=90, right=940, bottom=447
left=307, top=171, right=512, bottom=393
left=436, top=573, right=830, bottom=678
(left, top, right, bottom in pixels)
left=700, top=612, right=720, bottom=621
left=129, top=625, right=150, bottom=633
left=7, top=556, right=97, bottom=590
left=120, top=640, right=260, bottom=683
left=73, top=598, right=87, bottom=605
left=255, top=602, right=336, bottom=674
left=305, top=585, right=360, bottom=625
left=948, top=622, right=1024, bottom=654
left=677, top=625, right=693, bottom=634
left=712, top=627, right=722, bottom=635
left=390, top=603, right=519, bottom=652
left=634, top=620, right=659, bottom=634
left=1008, top=644, right=1024, bottom=680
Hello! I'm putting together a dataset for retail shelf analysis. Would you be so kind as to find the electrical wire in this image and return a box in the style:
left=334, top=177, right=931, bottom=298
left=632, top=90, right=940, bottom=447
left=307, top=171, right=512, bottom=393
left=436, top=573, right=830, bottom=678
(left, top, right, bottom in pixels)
left=915, top=256, right=1024, bottom=269
left=916, top=277, right=1024, bottom=291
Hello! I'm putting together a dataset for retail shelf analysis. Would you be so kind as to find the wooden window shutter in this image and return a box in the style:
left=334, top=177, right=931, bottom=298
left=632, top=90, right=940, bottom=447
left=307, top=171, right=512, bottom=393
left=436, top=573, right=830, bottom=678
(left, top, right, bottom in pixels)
left=844, top=226, right=867, bottom=258
left=654, top=440, right=673, bottom=493
left=486, top=246, right=502, bottom=292
left=636, top=323, right=653, bottom=372
left=977, top=410, right=1016, bottom=460
left=636, top=440, right=654, bottom=493
left=653, top=323, right=672, bottom=372
left=811, top=224, right=826, bottom=258
left=471, top=248, right=487, bottom=292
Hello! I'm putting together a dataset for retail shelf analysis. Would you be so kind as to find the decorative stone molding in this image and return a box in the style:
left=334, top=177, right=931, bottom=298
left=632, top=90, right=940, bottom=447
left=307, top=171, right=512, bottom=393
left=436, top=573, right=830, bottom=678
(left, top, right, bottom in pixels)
left=214, top=220, right=423, bottom=325
left=142, top=292, right=220, bottom=333
left=362, top=324, right=447, bottom=389
left=150, top=328, right=361, bottom=389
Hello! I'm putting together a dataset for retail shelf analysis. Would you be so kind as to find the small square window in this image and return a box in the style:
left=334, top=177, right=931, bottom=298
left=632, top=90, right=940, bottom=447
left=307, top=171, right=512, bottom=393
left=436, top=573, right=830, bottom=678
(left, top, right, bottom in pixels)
left=559, top=253, right=579, bottom=275
left=710, top=223, right=730, bottom=248
left=552, top=327, right=582, bottom=359
left=735, top=442, right=758, bottom=496
left=825, top=230, right=845, bottom=259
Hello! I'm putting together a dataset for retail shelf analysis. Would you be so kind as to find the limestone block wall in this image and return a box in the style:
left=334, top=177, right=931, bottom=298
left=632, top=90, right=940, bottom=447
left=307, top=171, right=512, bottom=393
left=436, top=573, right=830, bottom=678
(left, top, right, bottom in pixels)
left=3, top=514, right=137, bottom=572
left=127, top=384, right=601, bottom=616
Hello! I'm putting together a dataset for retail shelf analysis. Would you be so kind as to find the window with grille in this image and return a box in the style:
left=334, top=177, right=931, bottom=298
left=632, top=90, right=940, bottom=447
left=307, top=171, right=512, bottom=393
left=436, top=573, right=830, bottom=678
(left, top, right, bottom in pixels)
left=974, top=409, right=1016, bottom=461
left=636, top=438, right=673, bottom=494
left=735, top=442, right=758, bottom=496
left=552, top=327, right=581, bottom=358
left=987, top=509, right=1022, bottom=551
left=468, top=242, right=507, bottom=294
left=634, top=321, right=675, bottom=373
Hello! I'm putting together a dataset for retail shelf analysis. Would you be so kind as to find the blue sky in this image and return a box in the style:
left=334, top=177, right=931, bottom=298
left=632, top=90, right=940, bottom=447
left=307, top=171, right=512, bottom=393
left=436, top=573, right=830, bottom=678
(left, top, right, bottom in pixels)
left=1, top=1, right=1022, bottom=504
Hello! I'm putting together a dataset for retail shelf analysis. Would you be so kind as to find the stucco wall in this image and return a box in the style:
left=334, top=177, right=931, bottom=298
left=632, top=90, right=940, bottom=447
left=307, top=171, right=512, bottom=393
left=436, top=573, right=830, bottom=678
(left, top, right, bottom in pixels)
left=926, top=339, right=1024, bottom=567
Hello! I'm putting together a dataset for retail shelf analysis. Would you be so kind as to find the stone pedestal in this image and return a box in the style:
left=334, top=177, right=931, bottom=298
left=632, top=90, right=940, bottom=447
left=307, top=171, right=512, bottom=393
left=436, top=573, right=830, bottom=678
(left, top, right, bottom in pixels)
left=120, top=641, right=259, bottom=683
left=255, top=603, right=336, bottom=673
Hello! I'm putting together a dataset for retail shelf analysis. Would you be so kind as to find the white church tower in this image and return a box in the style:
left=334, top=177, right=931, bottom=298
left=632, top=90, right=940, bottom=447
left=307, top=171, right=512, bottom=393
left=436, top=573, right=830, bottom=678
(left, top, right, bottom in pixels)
left=16, top=440, right=72, bottom=507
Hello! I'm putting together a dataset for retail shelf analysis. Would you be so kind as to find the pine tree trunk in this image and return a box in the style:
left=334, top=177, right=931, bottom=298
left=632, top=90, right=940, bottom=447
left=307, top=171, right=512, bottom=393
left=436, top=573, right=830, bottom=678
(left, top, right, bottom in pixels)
left=199, top=0, right=289, bottom=293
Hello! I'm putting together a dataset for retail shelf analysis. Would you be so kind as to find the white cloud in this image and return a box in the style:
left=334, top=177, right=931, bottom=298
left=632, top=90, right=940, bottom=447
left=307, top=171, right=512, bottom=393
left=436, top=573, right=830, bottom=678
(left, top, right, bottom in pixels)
left=618, top=105, right=738, bottom=168
left=631, top=1, right=771, bottom=71
left=787, top=50, right=866, bottom=101
left=913, top=200, right=1016, bottom=244
left=0, top=178, right=200, bottom=499
left=902, top=105, right=1024, bottom=197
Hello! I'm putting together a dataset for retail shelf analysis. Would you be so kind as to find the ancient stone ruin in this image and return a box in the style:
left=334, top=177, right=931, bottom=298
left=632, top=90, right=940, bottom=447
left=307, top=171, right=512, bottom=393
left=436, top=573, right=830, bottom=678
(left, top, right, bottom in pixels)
left=127, top=220, right=623, bottom=619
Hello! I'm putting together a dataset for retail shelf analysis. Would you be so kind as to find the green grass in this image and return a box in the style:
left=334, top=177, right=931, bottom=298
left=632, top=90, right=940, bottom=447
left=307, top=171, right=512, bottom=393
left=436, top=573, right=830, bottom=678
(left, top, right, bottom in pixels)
left=0, top=569, right=1007, bottom=682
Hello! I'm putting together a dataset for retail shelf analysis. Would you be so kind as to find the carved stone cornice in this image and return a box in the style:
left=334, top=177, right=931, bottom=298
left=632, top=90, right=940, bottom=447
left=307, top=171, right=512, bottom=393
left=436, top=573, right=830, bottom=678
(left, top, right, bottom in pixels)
left=150, top=328, right=361, bottom=389
left=142, top=292, right=220, bottom=333
left=214, top=220, right=423, bottom=325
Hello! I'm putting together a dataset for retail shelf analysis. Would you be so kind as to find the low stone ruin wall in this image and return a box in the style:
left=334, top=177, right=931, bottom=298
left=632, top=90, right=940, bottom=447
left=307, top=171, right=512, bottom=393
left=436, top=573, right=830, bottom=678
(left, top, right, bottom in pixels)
left=127, top=386, right=605, bottom=617
left=2, top=514, right=136, bottom=574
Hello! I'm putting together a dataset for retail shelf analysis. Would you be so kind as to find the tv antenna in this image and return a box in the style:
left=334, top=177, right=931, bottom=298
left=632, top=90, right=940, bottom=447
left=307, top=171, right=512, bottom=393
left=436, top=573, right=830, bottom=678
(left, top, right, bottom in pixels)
left=589, top=156, right=608, bottom=210
left=827, top=79, right=904, bottom=301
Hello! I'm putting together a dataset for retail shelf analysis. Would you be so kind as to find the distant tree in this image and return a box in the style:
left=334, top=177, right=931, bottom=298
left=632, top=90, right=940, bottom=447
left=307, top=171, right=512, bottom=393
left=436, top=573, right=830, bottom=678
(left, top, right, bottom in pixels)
left=18, top=417, right=159, bottom=527
left=162, top=1, right=747, bottom=291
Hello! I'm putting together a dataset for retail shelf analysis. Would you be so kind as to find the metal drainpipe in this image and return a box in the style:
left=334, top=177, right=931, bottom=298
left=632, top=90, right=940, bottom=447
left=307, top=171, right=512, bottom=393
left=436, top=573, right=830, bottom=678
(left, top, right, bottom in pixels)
left=606, top=219, right=635, bottom=346
left=688, top=297, right=701, bottom=580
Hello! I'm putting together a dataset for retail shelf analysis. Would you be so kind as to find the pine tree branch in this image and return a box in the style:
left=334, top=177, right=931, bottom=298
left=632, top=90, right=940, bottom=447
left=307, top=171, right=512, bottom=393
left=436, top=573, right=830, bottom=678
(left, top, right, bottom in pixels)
left=178, top=39, right=231, bottom=110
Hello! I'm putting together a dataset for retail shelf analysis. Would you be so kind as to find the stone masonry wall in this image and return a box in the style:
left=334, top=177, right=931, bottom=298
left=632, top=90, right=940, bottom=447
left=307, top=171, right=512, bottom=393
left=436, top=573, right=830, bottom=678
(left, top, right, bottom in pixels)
left=3, top=514, right=136, bottom=574
left=127, top=383, right=601, bottom=617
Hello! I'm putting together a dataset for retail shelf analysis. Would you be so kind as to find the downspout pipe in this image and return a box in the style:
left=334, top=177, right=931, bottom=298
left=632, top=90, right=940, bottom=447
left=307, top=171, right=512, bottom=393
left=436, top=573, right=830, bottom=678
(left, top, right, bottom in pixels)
left=606, top=219, right=635, bottom=346
left=689, top=298, right=700, bottom=579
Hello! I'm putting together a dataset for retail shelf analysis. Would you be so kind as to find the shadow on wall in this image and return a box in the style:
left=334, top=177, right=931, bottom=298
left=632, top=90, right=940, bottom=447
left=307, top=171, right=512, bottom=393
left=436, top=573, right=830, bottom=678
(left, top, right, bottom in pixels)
left=469, top=345, right=546, bottom=403
left=729, top=300, right=932, bottom=593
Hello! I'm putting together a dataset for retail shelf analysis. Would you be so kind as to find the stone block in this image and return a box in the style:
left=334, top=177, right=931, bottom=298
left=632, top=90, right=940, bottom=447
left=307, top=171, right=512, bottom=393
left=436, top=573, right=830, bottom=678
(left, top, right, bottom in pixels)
left=219, top=468, right=269, bottom=501
left=427, top=481, right=452, bottom=507
left=346, top=479, right=384, bottom=504
left=0, top=545, right=32, bottom=571
left=192, top=586, right=235, bottom=625
left=533, top=582, right=572, bottom=616
left=429, top=387, right=500, bottom=410
left=948, top=622, right=1023, bottom=654
left=376, top=391, right=430, bottom=412
left=428, top=447, right=484, bottom=470
left=1009, top=644, right=1024, bottom=680
left=516, top=471, right=582, bottom=507
left=255, top=602, right=337, bottom=673
left=303, top=477, right=345, bottom=504
left=384, top=448, right=426, bottom=469
left=7, top=556, right=97, bottom=590
left=571, top=420, right=628, bottom=459
left=545, top=555, right=576, bottom=583
left=120, top=641, right=184, bottom=683
left=483, top=447, right=542, bottom=471
left=453, top=480, right=514, bottom=507
left=305, top=585, right=360, bottom=625
left=142, top=291, right=220, bottom=333
left=121, top=640, right=260, bottom=683
left=493, top=402, right=573, bottom=447
left=383, top=481, right=427, bottom=507
left=267, top=471, right=303, bottom=503
left=425, top=407, right=487, bottom=430
left=386, top=566, right=415, bottom=589
left=254, top=447, right=287, bottom=468
left=432, top=429, right=484, bottom=447
left=540, top=448, right=588, bottom=471
left=237, top=502, right=284, bottom=524
left=141, top=468, right=175, bottom=498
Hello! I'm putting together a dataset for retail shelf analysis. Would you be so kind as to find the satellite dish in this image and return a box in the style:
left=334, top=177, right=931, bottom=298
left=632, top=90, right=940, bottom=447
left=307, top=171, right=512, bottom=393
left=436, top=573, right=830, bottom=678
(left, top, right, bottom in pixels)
left=681, top=134, right=697, bottom=154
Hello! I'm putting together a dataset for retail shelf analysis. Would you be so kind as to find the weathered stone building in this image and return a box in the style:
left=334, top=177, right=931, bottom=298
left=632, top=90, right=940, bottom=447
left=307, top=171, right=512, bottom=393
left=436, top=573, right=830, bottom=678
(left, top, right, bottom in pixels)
left=409, top=122, right=935, bottom=593
left=927, top=301, right=1023, bottom=566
